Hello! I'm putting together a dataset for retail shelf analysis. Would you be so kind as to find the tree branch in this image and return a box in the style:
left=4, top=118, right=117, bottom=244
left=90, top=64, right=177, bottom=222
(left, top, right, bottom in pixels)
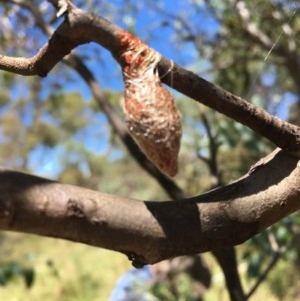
left=0, top=2, right=299, bottom=151
left=0, top=3, right=298, bottom=299
left=212, top=247, right=246, bottom=301
left=235, top=1, right=300, bottom=103
left=0, top=149, right=299, bottom=267
left=64, top=54, right=246, bottom=301
left=63, top=54, right=185, bottom=200
left=246, top=232, right=286, bottom=299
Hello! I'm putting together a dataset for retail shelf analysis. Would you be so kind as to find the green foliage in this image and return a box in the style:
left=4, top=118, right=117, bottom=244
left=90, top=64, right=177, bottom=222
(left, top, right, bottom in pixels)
left=267, top=260, right=299, bottom=301
left=0, top=233, right=131, bottom=301
left=150, top=274, right=203, bottom=301
left=46, top=92, right=88, bottom=132
left=0, top=261, right=34, bottom=288
left=0, top=0, right=300, bottom=300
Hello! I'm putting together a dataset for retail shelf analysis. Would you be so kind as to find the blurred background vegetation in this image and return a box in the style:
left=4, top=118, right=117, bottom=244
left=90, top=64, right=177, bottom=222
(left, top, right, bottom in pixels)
left=0, top=0, right=300, bottom=300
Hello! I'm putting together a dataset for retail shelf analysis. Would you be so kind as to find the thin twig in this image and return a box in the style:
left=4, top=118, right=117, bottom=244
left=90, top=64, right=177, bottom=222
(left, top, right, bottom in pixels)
left=0, top=2, right=299, bottom=151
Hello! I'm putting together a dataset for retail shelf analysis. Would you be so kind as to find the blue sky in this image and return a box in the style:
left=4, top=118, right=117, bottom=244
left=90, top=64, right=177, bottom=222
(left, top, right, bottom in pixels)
left=30, top=0, right=221, bottom=177
left=1, top=0, right=297, bottom=177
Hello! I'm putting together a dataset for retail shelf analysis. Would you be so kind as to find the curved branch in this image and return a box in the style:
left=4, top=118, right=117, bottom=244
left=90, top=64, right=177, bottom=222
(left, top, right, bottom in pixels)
left=235, top=1, right=296, bottom=56
left=158, top=58, right=300, bottom=151
left=64, top=54, right=245, bottom=301
left=0, top=3, right=299, bottom=151
left=63, top=54, right=185, bottom=200
left=0, top=149, right=299, bottom=267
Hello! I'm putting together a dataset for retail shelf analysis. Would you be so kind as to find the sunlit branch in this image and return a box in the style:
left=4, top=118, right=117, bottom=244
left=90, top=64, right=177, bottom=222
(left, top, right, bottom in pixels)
left=0, top=149, right=299, bottom=266
left=0, top=1, right=299, bottom=152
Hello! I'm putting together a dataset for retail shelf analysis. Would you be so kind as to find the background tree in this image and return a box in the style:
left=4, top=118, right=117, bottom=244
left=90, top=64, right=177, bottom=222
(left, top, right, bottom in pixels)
left=0, top=1, right=299, bottom=300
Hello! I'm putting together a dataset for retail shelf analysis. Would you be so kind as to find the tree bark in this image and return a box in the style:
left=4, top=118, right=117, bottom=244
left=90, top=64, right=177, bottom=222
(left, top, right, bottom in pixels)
left=0, top=149, right=299, bottom=267
left=0, top=1, right=299, bottom=151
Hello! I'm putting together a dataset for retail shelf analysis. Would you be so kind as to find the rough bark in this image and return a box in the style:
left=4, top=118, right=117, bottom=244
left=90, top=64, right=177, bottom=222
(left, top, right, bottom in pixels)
left=0, top=149, right=299, bottom=267
left=0, top=7, right=300, bottom=294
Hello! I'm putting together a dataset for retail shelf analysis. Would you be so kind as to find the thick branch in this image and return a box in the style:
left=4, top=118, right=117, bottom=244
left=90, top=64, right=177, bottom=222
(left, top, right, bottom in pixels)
left=158, top=58, right=300, bottom=151
left=0, top=149, right=299, bottom=267
left=0, top=3, right=299, bottom=150
left=64, top=54, right=244, bottom=301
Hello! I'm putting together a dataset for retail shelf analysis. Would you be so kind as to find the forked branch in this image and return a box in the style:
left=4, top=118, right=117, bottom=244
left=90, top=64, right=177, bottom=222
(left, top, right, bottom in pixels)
left=0, top=1, right=299, bottom=150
